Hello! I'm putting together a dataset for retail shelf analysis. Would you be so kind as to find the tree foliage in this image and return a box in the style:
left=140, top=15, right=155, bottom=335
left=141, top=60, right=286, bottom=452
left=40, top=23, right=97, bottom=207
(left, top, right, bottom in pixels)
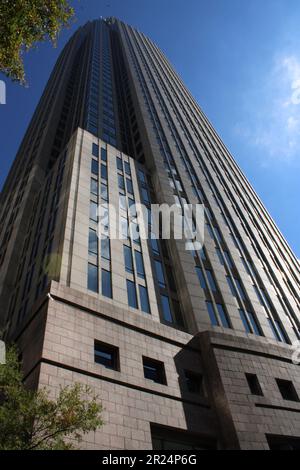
left=0, top=346, right=103, bottom=450
left=0, top=0, right=74, bottom=83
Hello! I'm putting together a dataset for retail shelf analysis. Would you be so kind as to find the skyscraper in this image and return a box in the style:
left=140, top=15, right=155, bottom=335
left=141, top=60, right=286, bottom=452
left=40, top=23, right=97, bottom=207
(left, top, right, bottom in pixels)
left=1, top=17, right=300, bottom=450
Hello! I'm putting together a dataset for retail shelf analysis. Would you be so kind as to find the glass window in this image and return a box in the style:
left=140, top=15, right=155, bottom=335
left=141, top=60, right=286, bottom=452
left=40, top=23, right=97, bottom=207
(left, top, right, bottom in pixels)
left=205, top=270, right=217, bottom=292
left=143, top=357, right=166, bottom=384
left=247, top=311, right=261, bottom=336
left=102, top=269, right=112, bottom=298
left=135, top=251, right=145, bottom=278
left=207, top=224, right=215, bottom=241
left=118, top=174, right=125, bottom=190
left=141, top=187, right=150, bottom=204
left=124, top=245, right=133, bottom=273
left=128, top=197, right=136, bottom=217
left=274, top=319, right=288, bottom=343
left=138, top=169, right=146, bottom=184
left=121, top=217, right=128, bottom=239
left=246, top=374, right=263, bottom=396
left=184, top=371, right=204, bottom=394
left=90, top=201, right=98, bottom=221
left=216, top=247, right=224, bottom=265
left=95, top=341, right=119, bottom=370
left=91, top=159, right=99, bottom=175
left=126, top=178, right=133, bottom=194
left=101, top=237, right=110, bottom=260
left=91, top=179, right=98, bottom=196
left=235, top=279, right=246, bottom=300
left=101, top=164, right=107, bottom=180
left=127, top=280, right=138, bottom=309
left=199, top=248, right=207, bottom=261
left=206, top=301, right=218, bottom=327
left=130, top=221, right=140, bottom=244
left=216, top=304, right=230, bottom=328
left=88, top=264, right=98, bottom=292
left=89, top=229, right=98, bottom=255
left=195, top=267, right=207, bottom=290
left=268, top=318, right=282, bottom=342
left=241, top=257, right=252, bottom=275
left=227, top=276, right=237, bottom=297
left=239, top=309, right=252, bottom=334
left=276, top=379, right=299, bottom=402
left=101, top=147, right=107, bottom=162
left=116, top=157, right=123, bottom=171
left=150, top=235, right=160, bottom=255
left=224, top=251, right=233, bottom=269
left=101, top=183, right=108, bottom=201
left=139, top=285, right=150, bottom=314
left=155, top=261, right=166, bottom=288
left=92, top=143, right=99, bottom=158
left=214, top=227, right=223, bottom=243
left=119, top=194, right=127, bottom=211
left=161, top=295, right=173, bottom=323
left=124, top=161, right=131, bottom=175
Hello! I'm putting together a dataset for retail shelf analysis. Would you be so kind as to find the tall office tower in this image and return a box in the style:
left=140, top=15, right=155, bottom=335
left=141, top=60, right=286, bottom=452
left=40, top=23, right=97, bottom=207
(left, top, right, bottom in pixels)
left=1, top=17, right=300, bottom=450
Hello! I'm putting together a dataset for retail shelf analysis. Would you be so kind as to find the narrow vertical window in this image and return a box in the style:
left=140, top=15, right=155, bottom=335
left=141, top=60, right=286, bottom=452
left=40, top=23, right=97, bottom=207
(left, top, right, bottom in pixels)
left=160, top=295, right=173, bottom=323
left=89, top=229, right=98, bottom=255
left=92, top=143, right=99, bottom=158
left=124, top=245, right=133, bottom=273
left=127, top=280, right=138, bottom=308
left=196, top=267, right=207, bottom=290
left=102, top=269, right=112, bottom=298
left=155, top=261, right=166, bottom=288
left=206, top=301, right=218, bottom=327
left=101, top=147, right=107, bottom=162
left=135, top=251, right=145, bottom=278
left=91, top=159, right=99, bottom=175
left=88, top=264, right=98, bottom=293
left=139, top=285, right=151, bottom=314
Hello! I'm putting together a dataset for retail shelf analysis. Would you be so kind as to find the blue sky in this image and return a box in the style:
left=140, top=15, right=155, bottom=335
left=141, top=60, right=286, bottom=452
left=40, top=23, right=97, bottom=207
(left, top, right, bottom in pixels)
left=0, top=0, right=299, bottom=257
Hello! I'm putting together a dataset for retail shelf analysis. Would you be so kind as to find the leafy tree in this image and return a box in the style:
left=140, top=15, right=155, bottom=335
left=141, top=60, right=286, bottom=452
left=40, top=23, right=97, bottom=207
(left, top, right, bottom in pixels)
left=0, top=346, right=103, bottom=450
left=0, top=0, right=75, bottom=83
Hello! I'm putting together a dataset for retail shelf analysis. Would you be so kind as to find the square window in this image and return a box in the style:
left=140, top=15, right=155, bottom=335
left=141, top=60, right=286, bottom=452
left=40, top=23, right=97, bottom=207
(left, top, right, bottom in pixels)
left=246, top=373, right=263, bottom=396
left=143, top=357, right=167, bottom=385
left=276, top=379, right=299, bottom=402
left=94, top=341, right=119, bottom=370
left=184, top=371, right=204, bottom=395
